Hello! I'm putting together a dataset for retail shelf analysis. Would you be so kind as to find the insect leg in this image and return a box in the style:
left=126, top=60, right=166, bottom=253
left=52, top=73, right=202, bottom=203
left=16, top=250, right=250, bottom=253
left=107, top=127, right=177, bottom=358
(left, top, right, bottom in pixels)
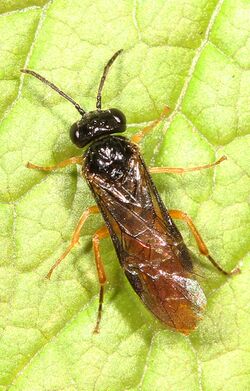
left=131, top=106, right=170, bottom=144
left=149, top=156, right=226, bottom=174
left=46, top=205, right=99, bottom=279
left=92, top=226, right=109, bottom=333
left=169, top=209, right=240, bottom=276
left=26, top=156, right=83, bottom=171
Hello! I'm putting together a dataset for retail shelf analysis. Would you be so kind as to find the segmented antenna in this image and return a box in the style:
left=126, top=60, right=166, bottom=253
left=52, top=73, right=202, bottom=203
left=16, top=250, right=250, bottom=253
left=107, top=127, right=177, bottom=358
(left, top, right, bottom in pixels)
left=96, top=49, right=123, bottom=110
left=21, top=69, right=85, bottom=116
left=21, top=49, right=123, bottom=114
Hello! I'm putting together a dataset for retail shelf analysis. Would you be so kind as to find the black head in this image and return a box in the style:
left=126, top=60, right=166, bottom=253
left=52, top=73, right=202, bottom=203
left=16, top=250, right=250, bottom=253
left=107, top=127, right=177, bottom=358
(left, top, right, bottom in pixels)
left=70, top=108, right=126, bottom=148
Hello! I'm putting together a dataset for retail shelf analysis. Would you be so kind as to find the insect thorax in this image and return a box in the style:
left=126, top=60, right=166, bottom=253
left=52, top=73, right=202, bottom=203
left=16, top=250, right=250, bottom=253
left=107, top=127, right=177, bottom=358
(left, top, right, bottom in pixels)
left=84, top=136, right=134, bottom=180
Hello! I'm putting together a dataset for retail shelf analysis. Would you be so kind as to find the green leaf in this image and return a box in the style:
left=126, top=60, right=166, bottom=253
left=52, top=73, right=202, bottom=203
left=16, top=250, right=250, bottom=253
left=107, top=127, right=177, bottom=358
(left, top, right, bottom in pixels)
left=0, top=1, right=249, bottom=390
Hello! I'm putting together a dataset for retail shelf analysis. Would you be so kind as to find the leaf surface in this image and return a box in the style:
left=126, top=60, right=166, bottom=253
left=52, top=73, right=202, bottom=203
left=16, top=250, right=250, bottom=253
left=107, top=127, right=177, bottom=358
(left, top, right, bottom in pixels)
left=0, top=1, right=249, bottom=390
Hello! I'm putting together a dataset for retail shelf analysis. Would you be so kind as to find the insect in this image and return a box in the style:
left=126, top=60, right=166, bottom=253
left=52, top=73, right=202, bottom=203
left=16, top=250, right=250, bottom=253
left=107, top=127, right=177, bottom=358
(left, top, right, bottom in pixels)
left=21, top=49, right=239, bottom=335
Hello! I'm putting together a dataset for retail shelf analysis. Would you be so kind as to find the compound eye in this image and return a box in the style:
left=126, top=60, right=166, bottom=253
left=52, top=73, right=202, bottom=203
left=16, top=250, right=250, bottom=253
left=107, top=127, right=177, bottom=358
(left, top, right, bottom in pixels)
left=109, top=108, right=126, bottom=132
left=70, top=121, right=84, bottom=148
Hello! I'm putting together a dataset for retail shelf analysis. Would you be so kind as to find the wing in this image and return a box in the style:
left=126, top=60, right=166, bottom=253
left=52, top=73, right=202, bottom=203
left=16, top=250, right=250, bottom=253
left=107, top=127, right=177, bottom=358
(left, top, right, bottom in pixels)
left=84, top=137, right=206, bottom=334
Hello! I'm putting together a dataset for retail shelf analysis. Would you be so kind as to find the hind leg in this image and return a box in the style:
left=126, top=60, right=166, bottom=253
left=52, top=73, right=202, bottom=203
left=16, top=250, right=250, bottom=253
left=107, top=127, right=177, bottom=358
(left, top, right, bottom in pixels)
left=92, top=226, right=110, bottom=333
left=169, top=209, right=240, bottom=276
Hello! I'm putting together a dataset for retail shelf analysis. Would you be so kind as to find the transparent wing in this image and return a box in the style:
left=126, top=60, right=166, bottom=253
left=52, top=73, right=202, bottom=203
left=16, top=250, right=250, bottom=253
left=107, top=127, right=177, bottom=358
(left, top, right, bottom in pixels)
left=85, top=141, right=206, bottom=333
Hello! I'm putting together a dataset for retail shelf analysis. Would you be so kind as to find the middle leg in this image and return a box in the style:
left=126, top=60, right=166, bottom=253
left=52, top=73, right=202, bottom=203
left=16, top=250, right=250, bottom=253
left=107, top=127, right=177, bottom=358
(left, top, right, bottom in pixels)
left=149, top=156, right=226, bottom=174
left=27, top=156, right=83, bottom=171
left=46, top=205, right=99, bottom=279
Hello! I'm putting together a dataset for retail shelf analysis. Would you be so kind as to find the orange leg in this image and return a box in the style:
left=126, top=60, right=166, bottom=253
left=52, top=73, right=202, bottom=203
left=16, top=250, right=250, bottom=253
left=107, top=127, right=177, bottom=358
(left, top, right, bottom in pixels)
left=169, top=209, right=240, bottom=276
left=92, top=226, right=109, bottom=333
left=26, top=156, right=83, bottom=171
left=131, top=106, right=170, bottom=144
left=149, top=156, right=227, bottom=174
left=46, top=205, right=99, bottom=279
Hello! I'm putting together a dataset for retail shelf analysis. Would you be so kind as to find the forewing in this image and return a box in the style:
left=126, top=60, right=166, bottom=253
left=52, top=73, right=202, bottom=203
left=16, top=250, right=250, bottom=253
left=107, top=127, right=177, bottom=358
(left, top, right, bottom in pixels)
left=85, top=141, right=206, bottom=333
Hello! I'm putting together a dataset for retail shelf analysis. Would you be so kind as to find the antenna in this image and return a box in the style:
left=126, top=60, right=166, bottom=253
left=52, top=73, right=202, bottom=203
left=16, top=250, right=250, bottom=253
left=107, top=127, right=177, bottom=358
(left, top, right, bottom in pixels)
left=96, top=49, right=123, bottom=110
left=21, top=69, right=85, bottom=116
